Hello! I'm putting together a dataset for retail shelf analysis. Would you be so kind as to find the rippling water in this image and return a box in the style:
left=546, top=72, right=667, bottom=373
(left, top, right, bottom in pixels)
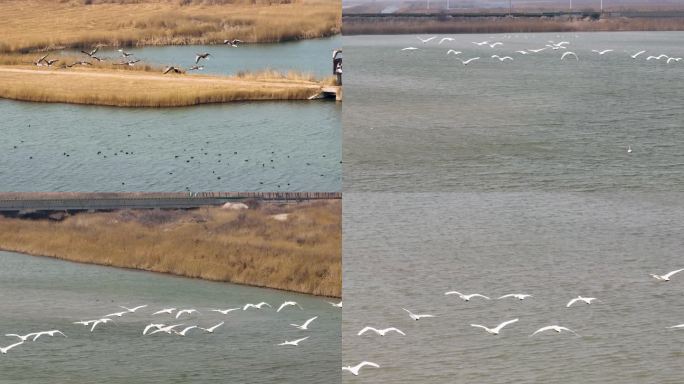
left=0, top=251, right=341, bottom=384
left=343, top=32, right=684, bottom=192
left=343, top=192, right=684, bottom=383
left=2, top=38, right=341, bottom=192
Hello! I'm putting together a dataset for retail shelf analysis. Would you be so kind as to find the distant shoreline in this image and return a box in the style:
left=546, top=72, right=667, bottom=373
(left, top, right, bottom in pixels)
left=342, top=15, right=684, bottom=35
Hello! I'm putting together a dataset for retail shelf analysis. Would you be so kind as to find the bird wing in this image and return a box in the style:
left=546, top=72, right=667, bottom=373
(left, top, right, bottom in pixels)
left=357, top=327, right=377, bottom=336
left=357, top=361, right=380, bottom=369
left=208, top=322, right=224, bottom=331
left=294, top=336, right=309, bottom=343
left=384, top=327, right=405, bottom=335
left=175, top=310, right=186, bottom=318
left=664, top=269, right=684, bottom=279
left=444, top=291, right=462, bottom=296
left=416, top=314, right=435, bottom=319
left=302, top=316, right=318, bottom=328
left=566, top=298, right=580, bottom=307
left=558, top=326, right=577, bottom=334
left=531, top=326, right=555, bottom=336
left=498, top=294, right=514, bottom=299
left=3, top=341, right=24, bottom=352
left=471, top=294, right=491, bottom=300
left=494, top=318, right=519, bottom=332
left=470, top=324, right=488, bottom=331
left=277, top=303, right=290, bottom=312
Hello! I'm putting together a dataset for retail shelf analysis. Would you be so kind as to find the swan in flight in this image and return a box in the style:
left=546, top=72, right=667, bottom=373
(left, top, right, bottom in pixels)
left=457, top=57, right=480, bottom=66
left=668, top=324, right=684, bottom=329
left=566, top=296, right=597, bottom=307
left=439, top=37, right=454, bottom=44
left=651, top=268, right=684, bottom=281
left=401, top=47, right=418, bottom=51
left=667, top=57, right=683, bottom=63
left=328, top=301, right=343, bottom=308
left=243, top=302, right=272, bottom=310
left=277, top=301, right=303, bottom=312
left=417, top=36, right=437, bottom=43
left=472, top=41, right=489, bottom=46
left=174, top=325, right=198, bottom=337
left=291, top=316, right=318, bottom=330
left=498, top=294, right=532, bottom=301
left=152, top=308, right=176, bottom=315
left=149, top=324, right=185, bottom=335
left=531, top=325, right=578, bottom=336
left=90, top=318, right=114, bottom=332
left=342, top=361, right=380, bottom=376
left=120, top=305, right=148, bottom=313
left=210, top=308, right=240, bottom=315
left=199, top=322, right=224, bottom=333
left=357, top=327, right=405, bottom=336
left=402, top=308, right=435, bottom=321
left=143, top=324, right=165, bottom=335
left=446, top=50, right=462, bottom=55
left=0, top=341, right=24, bottom=354
left=32, top=330, right=66, bottom=341
left=488, top=42, right=503, bottom=48
left=630, top=50, right=646, bottom=59
left=592, top=49, right=614, bottom=55
left=5, top=333, right=37, bottom=342
left=527, top=48, right=547, bottom=53
left=445, top=291, right=490, bottom=301
left=561, top=51, right=579, bottom=61
left=492, top=55, right=513, bottom=62
left=470, top=318, right=519, bottom=335
left=176, top=309, right=200, bottom=319
left=277, top=336, right=309, bottom=346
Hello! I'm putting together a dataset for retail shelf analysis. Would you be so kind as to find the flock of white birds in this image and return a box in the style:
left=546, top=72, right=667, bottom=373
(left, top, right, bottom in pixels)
left=0, top=300, right=343, bottom=356
left=400, top=35, right=684, bottom=65
left=343, top=268, right=684, bottom=377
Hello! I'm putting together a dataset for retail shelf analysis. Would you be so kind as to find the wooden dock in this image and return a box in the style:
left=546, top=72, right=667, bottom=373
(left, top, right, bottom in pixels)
left=309, top=86, right=342, bottom=101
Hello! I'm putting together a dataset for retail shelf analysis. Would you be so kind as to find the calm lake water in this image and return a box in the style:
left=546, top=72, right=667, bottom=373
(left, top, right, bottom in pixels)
left=343, top=32, right=684, bottom=192
left=0, top=251, right=341, bottom=384
left=1, top=38, right=341, bottom=192
left=343, top=192, right=684, bottom=383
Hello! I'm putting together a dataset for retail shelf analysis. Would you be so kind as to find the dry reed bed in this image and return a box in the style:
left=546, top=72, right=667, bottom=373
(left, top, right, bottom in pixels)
left=0, top=65, right=328, bottom=107
left=342, top=17, right=684, bottom=35
left=0, top=201, right=341, bottom=297
left=0, top=0, right=341, bottom=53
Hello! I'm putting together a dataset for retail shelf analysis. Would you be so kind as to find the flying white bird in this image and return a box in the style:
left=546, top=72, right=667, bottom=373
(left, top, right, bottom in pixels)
left=149, top=324, right=185, bottom=335
left=561, top=51, right=579, bottom=61
left=104, top=311, right=127, bottom=318
left=439, top=37, right=454, bottom=44
left=650, top=269, right=684, bottom=282
left=472, top=41, right=490, bottom=46
left=277, top=336, right=309, bottom=346
left=492, top=55, right=513, bottom=62
left=592, top=49, right=614, bottom=55
left=90, top=318, right=114, bottom=332
left=446, top=50, right=462, bottom=55
left=243, top=302, right=272, bottom=310
left=5, top=333, right=37, bottom=342
left=175, top=309, right=200, bottom=319
left=566, top=296, right=597, bottom=307
left=291, top=316, right=318, bottom=330
left=531, top=325, right=578, bottom=336
left=488, top=42, right=503, bottom=48
left=668, top=324, right=684, bottom=329
left=174, top=325, right=198, bottom=337
left=402, top=308, right=435, bottom=321
left=120, top=305, right=147, bottom=313
left=627, top=145, right=632, bottom=153
left=498, top=294, right=533, bottom=301
left=401, top=47, right=418, bottom=51
left=210, top=308, right=240, bottom=315
left=152, top=308, right=176, bottom=315
left=328, top=301, right=343, bottom=308
left=417, top=36, right=437, bottom=43
left=528, top=48, right=547, bottom=53
left=656, top=54, right=670, bottom=60
left=199, top=322, right=224, bottom=333
left=143, top=324, right=165, bottom=335
left=73, top=320, right=97, bottom=327
left=32, top=330, right=66, bottom=341
left=0, top=341, right=24, bottom=354
left=667, top=57, right=683, bottom=64
left=470, top=318, right=519, bottom=335
left=457, top=57, right=480, bottom=66
left=646, top=56, right=659, bottom=61
left=342, top=361, right=380, bottom=376
left=445, top=291, right=490, bottom=301
left=357, top=327, right=405, bottom=336
left=515, top=50, right=529, bottom=55
left=277, top=301, right=303, bottom=312
left=630, top=50, right=646, bottom=59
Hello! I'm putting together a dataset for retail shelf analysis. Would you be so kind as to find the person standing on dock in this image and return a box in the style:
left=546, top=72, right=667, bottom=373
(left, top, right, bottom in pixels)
left=333, top=49, right=342, bottom=85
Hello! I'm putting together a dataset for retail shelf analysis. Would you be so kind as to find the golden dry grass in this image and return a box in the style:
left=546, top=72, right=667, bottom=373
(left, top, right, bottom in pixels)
left=342, top=16, right=684, bottom=35
left=0, top=0, right=341, bottom=53
left=0, top=200, right=341, bottom=297
left=0, top=64, right=330, bottom=107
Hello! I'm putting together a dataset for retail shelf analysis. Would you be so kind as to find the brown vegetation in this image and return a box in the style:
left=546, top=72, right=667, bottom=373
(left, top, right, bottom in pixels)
left=0, top=201, right=341, bottom=297
left=342, top=16, right=684, bottom=35
left=0, top=0, right=341, bottom=53
left=0, top=65, right=330, bottom=107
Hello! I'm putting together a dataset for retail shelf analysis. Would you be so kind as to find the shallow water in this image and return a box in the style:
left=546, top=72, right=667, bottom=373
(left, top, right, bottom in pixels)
left=0, top=251, right=341, bottom=384
left=342, top=192, right=684, bottom=383
left=343, top=32, right=684, bottom=192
